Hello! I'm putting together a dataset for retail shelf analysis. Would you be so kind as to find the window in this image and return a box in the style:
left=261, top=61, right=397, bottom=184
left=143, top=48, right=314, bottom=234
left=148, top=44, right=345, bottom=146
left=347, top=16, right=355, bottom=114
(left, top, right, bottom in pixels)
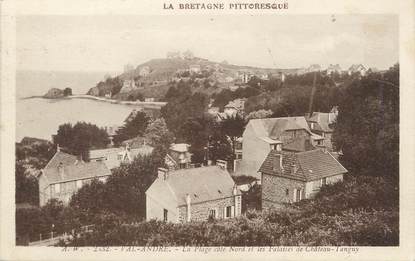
left=208, top=209, right=216, bottom=219
left=270, top=144, right=281, bottom=151
left=321, top=177, right=327, bottom=186
left=163, top=209, right=168, bottom=222
left=294, top=188, right=302, bottom=202
left=285, top=188, right=289, bottom=196
left=117, top=154, right=123, bottom=160
left=76, top=180, right=83, bottom=189
left=54, top=183, right=60, bottom=194
left=225, top=206, right=232, bottom=218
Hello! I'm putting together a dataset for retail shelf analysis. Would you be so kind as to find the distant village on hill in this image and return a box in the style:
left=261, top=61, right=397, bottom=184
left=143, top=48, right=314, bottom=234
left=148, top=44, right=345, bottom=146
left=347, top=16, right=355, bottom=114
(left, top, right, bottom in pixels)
left=86, top=50, right=376, bottom=103
left=16, top=50, right=399, bottom=247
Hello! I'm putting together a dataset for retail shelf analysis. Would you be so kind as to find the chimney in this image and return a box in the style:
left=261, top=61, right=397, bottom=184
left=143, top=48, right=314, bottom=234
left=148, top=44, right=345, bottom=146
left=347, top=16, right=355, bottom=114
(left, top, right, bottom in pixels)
left=232, top=185, right=238, bottom=196
left=217, top=160, right=227, bottom=170
left=186, top=194, right=191, bottom=222
left=316, top=144, right=327, bottom=153
left=291, top=163, right=298, bottom=174
left=158, top=167, right=169, bottom=180
left=57, top=162, right=64, bottom=180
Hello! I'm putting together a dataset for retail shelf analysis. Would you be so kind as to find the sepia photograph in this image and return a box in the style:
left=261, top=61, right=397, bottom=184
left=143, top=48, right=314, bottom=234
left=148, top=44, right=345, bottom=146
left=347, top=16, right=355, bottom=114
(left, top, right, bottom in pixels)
left=13, top=13, right=400, bottom=249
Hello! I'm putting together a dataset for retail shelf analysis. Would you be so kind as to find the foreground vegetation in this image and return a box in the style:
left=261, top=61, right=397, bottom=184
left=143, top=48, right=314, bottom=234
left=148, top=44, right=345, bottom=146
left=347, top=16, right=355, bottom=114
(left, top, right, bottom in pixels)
left=59, top=175, right=398, bottom=246
left=16, top=64, right=399, bottom=246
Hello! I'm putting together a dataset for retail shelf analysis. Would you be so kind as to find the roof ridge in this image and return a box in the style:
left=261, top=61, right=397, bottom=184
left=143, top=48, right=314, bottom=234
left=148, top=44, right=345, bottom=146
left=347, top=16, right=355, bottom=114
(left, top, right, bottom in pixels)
left=293, top=155, right=307, bottom=180
left=43, top=150, right=76, bottom=170
left=295, top=149, right=321, bottom=155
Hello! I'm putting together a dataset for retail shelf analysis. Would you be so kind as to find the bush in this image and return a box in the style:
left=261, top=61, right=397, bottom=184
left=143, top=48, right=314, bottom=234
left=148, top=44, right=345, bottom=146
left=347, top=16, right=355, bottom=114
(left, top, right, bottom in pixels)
left=63, top=175, right=398, bottom=247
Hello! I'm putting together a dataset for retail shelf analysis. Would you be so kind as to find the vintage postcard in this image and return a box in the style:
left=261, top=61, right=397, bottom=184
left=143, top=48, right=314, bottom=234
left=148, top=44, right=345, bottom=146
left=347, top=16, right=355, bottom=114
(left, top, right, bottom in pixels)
left=1, top=0, right=414, bottom=260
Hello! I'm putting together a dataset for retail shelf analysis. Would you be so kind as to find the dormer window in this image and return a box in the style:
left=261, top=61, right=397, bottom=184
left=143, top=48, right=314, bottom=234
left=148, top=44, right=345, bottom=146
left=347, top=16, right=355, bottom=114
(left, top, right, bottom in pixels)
left=270, top=143, right=282, bottom=151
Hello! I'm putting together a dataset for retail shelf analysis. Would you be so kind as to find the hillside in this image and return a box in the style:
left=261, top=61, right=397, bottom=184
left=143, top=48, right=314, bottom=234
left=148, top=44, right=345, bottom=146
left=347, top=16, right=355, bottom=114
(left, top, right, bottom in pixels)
left=86, top=57, right=300, bottom=101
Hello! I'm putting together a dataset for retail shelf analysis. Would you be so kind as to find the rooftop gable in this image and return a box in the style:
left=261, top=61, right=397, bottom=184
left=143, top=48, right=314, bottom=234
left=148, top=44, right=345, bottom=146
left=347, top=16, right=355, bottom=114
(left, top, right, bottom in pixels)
left=147, top=166, right=238, bottom=206
left=42, top=161, right=111, bottom=185
left=247, top=116, right=312, bottom=141
left=307, top=112, right=337, bottom=132
left=44, top=150, right=77, bottom=170
left=259, top=149, right=347, bottom=182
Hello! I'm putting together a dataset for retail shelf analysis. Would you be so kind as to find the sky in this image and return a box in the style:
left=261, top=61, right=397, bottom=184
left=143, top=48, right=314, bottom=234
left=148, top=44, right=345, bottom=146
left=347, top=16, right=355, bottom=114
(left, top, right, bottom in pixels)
left=17, top=14, right=398, bottom=73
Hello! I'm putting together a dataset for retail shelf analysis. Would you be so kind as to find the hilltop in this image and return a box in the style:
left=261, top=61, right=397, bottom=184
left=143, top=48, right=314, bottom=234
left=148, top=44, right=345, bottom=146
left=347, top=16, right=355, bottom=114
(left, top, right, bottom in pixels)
left=86, top=56, right=298, bottom=101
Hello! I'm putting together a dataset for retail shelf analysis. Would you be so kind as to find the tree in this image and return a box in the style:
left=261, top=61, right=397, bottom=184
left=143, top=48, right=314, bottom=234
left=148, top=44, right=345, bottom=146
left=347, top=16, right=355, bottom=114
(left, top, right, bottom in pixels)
left=15, top=162, right=39, bottom=205
left=16, top=141, right=55, bottom=170
left=144, top=118, right=174, bottom=150
left=63, top=88, right=72, bottom=96
left=69, top=153, right=163, bottom=220
left=179, top=116, right=213, bottom=163
left=332, top=64, right=399, bottom=181
left=161, top=82, right=209, bottom=137
left=54, top=122, right=110, bottom=160
left=114, top=111, right=150, bottom=144
left=220, top=114, right=245, bottom=158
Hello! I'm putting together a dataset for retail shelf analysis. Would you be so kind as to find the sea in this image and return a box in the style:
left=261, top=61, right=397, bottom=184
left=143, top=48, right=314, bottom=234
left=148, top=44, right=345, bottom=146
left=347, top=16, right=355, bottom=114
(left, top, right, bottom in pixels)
left=16, top=70, right=141, bottom=142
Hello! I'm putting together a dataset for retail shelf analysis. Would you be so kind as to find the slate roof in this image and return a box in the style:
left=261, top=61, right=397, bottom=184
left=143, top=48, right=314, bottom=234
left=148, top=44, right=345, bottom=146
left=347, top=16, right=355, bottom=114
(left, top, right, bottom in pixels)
left=146, top=166, right=239, bottom=206
left=248, top=117, right=312, bottom=141
left=44, top=151, right=77, bottom=170
left=307, top=112, right=337, bottom=133
left=283, top=137, right=316, bottom=152
left=42, top=161, right=111, bottom=185
left=259, top=149, right=347, bottom=182
left=89, top=145, right=154, bottom=169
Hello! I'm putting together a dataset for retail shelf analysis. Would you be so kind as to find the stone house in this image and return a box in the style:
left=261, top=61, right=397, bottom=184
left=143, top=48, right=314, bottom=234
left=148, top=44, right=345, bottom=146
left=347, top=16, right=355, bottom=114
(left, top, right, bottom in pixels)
left=236, top=117, right=324, bottom=180
left=259, top=148, right=347, bottom=210
left=38, top=149, right=111, bottom=206
left=145, top=161, right=242, bottom=223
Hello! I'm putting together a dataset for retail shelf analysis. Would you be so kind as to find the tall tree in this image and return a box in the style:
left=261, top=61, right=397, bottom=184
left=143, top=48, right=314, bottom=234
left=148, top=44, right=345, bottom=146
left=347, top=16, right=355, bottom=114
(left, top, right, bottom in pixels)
left=332, top=64, right=399, bottom=181
left=161, top=82, right=209, bottom=137
left=114, top=111, right=150, bottom=144
left=54, top=122, right=110, bottom=159
left=15, top=162, right=39, bottom=205
left=69, top=153, right=163, bottom=220
left=144, top=118, right=174, bottom=151
left=220, top=114, right=246, bottom=158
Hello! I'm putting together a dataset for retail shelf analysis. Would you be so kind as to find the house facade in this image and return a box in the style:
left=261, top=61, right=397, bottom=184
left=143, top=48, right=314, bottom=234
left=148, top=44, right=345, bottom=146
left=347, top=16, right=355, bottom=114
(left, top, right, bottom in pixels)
left=38, top=150, right=111, bottom=206
left=146, top=161, right=242, bottom=223
left=259, top=148, right=347, bottom=210
left=236, top=117, right=324, bottom=180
